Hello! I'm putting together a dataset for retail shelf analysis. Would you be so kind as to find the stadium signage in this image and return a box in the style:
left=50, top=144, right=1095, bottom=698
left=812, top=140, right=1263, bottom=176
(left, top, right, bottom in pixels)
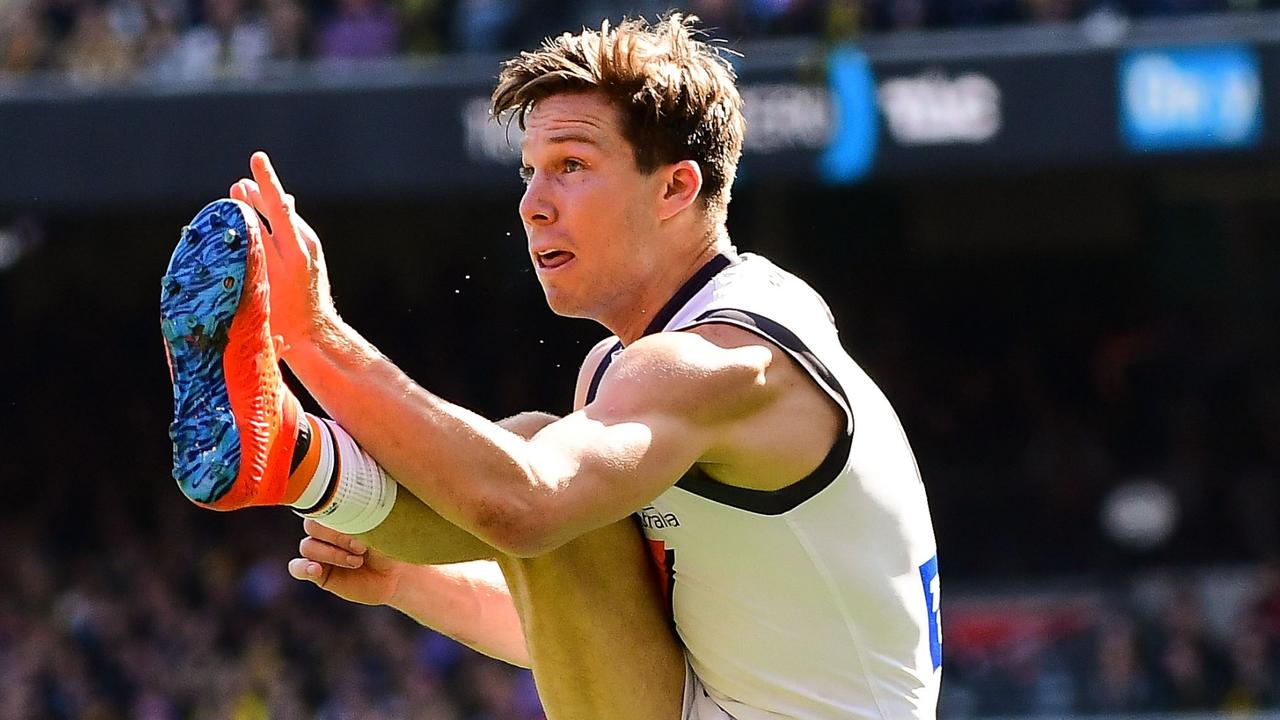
left=463, top=82, right=840, bottom=162
left=1119, top=45, right=1263, bottom=152
left=7, top=17, right=1280, bottom=211
left=739, top=83, right=834, bottom=153
left=877, top=69, right=1003, bottom=146
left=821, top=47, right=879, bottom=183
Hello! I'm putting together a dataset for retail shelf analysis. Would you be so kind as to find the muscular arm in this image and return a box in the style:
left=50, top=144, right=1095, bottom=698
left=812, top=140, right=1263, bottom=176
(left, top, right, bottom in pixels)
left=391, top=560, right=530, bottom=667
left=286, top=320, right=775, bottom=556
left=293, top=352, right=613, bottom=667
left=294, top=521, right=531, bottom=667
left=355, top=411, right=559, bottom=565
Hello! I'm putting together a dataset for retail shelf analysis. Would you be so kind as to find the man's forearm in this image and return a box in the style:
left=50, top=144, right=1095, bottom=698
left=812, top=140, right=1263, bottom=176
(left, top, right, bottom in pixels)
left=390, top=559, right=530, bottom=668
left=284, top=318, right=555, bottom=553
left=353, top=413, right=562, bottom=565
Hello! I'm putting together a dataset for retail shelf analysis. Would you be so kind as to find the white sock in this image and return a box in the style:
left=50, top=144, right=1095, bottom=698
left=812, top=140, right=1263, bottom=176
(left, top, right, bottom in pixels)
left=290, top=418, right=397, bottom=535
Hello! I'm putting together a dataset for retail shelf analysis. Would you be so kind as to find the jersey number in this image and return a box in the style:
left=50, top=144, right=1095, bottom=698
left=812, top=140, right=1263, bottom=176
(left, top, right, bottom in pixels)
left=919, top=555, right=942, bottom=671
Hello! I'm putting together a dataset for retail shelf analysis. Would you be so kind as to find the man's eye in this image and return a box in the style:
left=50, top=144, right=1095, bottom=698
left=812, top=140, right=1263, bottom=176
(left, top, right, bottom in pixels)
left=563, top=159, right=583, bottom=173
left=518, top=166, right=534, bottom=184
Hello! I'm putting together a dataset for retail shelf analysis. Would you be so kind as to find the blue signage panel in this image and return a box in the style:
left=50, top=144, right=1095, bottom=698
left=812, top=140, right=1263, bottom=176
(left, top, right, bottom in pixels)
left=821, top=47, right=879, bottom=183
left=1119, top=45, right=1263, bottom=152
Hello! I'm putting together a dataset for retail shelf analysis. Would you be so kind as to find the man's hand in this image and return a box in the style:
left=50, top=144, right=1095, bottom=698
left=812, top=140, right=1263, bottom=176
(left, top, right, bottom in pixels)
left=288, top=518, right=406, bottom=606
left=229, top=151, right=336, bottom=348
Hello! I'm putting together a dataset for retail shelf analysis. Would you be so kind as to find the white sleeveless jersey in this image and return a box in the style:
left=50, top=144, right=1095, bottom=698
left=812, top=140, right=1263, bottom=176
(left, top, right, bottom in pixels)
left=586, top=253, right=942, bottom=719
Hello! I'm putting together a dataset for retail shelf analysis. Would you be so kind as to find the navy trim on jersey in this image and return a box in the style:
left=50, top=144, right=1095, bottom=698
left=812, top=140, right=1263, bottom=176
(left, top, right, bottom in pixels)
left=675, top=433, right=853, bottom=516
left=584, top=253, right=736, bottom=405
left=673, top=307, right=856, bottom=515
left=579, top=263, right=856, bottom=515
left=687, top=308, right=853, bottom=435
left=585, top=340, right=623, bottom=405
left=641, top=253, right=736, bottom=337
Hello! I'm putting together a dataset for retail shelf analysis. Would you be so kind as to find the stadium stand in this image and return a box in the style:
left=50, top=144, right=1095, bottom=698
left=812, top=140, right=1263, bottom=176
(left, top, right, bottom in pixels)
left=2, top=0, right=1279, bottom=83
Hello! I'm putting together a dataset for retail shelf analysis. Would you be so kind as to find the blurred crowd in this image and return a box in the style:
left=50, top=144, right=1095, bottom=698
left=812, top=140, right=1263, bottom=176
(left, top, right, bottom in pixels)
left=941, top=566, right=1280, bottom=716
left=2, top=478, right=1275, bottom=719
left=2, top=0, right=1279, bottom=86
left=0, top=488, right=545, bottom=719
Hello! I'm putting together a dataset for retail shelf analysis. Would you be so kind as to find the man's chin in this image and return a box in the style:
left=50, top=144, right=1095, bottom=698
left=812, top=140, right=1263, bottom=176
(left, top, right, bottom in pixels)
left=541, top=288, right=592, bottom=320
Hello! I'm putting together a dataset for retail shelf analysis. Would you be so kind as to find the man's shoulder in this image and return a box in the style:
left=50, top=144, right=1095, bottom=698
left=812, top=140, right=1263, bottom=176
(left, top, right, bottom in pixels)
left=572, top=336, right=621, bottom=410
left=590, top=330, right=774, bottom=424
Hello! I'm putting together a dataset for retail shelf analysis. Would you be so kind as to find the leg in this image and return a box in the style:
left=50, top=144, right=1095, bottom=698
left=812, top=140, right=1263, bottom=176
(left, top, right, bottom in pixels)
left=355, top=488, right=494, bottom=564
left=498, top=518, right=686, bottom=720
left=356, top=412, right=562, bottom=564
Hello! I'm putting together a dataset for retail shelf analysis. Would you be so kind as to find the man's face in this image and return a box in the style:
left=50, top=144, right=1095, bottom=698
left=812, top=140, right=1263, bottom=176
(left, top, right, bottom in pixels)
left=518, top=91, right=666, bottom=321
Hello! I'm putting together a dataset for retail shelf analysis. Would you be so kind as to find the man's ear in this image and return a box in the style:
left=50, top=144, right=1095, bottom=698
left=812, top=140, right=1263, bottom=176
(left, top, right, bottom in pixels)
left=657, top=160, right=703, bottom=221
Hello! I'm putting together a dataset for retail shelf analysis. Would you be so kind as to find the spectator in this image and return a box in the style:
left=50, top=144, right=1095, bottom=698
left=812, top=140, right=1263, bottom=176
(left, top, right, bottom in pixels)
left=263, top=0, right=309, bottom=61
left=743, top=0, right=824, bottom=34
left=1221, top=625, right=1277, bottom=710
left=1084, top=615, right=1157, bottom=713
left=1023, top=0, right=1079, bottom=21
left=43, top=0, right=83, bottom=47
left=1, top=0, right=54, bottom=75
left=866, top=0, right=934, bottom=31
left=1156, top=587, right=1229, bottom=711
left=448, top=0, right=517, bottom=53
left=60, top=0, right=136, bottom=84
left=1159, top=632, right=1220, bottom=710
left=162, top=0, right=268, bottom=80
left=134, top=0, right=183, bottom=71
left=686, top=0, right=750, bottom=37
left=823, top=0, right=864, bottom=39
left=944, top=0, right=1024, bottom=25
left=316, top=0, right=398, bottom=59
left=395, top=0, right=443, bottom=55
left=1137, top=0, right=1227, bottom=14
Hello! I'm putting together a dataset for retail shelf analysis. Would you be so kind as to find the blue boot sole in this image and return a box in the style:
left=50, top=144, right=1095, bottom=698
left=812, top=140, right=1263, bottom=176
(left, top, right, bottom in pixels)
left=160, top=200, right=251, bottom=505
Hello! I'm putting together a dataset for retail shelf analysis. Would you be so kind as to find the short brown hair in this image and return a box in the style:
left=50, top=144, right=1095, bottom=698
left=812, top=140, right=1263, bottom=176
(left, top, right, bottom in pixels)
left=491, top=14, right=745, bottom=220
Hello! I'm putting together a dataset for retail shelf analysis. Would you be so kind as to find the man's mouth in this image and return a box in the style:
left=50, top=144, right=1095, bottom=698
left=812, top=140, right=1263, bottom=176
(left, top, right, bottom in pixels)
left=535, top=250, right=576, bottom=270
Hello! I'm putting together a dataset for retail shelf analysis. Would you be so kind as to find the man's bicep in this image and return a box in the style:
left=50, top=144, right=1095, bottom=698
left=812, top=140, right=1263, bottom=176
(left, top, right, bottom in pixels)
left=357, top=411, right=562, bottom=564
left=498, top=410, right=560, bottom=439
left=512, top=331, right=774, bottom=553
left=521, top=406, right=708, bottom=550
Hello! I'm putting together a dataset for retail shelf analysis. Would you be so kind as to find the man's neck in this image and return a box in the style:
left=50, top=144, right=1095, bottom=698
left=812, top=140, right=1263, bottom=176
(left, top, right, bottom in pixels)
left=607, top=235, right=730, bottom=346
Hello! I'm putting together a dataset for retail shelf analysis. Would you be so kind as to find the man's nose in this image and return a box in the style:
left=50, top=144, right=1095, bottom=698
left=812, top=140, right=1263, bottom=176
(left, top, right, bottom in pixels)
left=519, top=176, right=556, bottom=226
